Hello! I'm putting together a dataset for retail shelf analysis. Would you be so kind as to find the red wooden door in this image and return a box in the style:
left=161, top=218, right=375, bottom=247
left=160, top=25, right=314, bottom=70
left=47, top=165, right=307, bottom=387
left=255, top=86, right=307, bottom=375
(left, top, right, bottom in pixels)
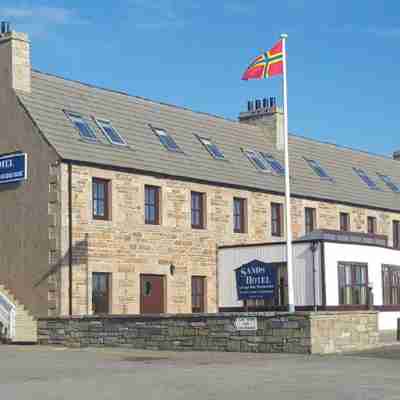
left=140, top=275, right=165, bottom=314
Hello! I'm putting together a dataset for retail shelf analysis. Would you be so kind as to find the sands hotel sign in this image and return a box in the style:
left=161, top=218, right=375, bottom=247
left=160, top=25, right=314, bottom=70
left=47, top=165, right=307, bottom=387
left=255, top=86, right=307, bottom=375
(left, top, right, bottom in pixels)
left=0, top=152, right=27, bottom=184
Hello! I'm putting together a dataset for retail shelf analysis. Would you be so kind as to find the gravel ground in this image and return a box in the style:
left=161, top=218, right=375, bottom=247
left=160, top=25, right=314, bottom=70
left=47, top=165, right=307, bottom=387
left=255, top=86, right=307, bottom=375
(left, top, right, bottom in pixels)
left=1, top=345, right=400, bottom=399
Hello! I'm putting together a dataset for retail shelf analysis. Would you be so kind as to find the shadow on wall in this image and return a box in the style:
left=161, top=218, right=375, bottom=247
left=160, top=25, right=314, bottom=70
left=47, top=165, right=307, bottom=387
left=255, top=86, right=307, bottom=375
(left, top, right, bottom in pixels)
left=34, top=233, right=89, bottom=290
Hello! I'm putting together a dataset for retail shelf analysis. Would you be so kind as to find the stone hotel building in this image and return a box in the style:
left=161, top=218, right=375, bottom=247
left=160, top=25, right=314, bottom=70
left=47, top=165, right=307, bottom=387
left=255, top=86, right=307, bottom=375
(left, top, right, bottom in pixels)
left=1, top=26, right=400, bottom=331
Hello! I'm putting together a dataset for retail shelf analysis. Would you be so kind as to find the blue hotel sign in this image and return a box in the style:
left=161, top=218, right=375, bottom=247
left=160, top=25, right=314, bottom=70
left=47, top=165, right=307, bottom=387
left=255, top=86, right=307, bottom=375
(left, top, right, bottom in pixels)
left=0, top=152, right=27, bottom=184
left=235, top=260, right=277, bottom=300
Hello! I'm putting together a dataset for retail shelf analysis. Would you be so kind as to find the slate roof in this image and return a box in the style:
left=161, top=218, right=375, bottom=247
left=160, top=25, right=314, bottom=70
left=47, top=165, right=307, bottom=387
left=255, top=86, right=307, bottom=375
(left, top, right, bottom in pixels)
left=17, top=70, right=400, bottom=213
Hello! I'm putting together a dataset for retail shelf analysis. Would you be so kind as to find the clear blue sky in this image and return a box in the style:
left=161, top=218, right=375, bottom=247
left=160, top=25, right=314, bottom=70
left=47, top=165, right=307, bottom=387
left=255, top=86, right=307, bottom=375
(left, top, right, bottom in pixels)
left=2, top=1, right=400, bottom=157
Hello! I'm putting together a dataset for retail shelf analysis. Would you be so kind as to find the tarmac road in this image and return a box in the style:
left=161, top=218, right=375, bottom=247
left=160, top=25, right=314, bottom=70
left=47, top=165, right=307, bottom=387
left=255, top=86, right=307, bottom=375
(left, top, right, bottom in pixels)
left=1, top=345, right=400, bottom=399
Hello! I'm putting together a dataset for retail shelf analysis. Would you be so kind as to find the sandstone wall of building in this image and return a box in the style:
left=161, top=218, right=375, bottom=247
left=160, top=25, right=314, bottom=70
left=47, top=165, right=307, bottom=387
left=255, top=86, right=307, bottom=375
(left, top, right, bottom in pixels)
left=38, top=311, right=379, bottom=354
left=53, top=163, right=400, bottom=316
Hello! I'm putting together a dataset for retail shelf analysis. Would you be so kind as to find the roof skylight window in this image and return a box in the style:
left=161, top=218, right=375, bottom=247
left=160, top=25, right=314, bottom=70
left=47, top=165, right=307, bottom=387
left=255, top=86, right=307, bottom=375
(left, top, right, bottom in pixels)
left=95, top=118, right=127, bottom=146
left=377, top=173, right=400, bottom=193
left=353, top=168, right=380, bottom=190
left=260, top=153, right=285, bottom=175
left=243, top=150, right=270, bottom=172
left=305, top=158, right=333, bottom=181
left=197, top=136, right=225, bottom=160
left=151, top=126, right=182, bottom=152
left=65, top=111, right=97, bottom=141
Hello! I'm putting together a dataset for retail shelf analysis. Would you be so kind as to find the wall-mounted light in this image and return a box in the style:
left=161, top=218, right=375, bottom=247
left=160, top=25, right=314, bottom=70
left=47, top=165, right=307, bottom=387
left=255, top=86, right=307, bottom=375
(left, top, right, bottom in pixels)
left=170, top=264, right=175, bottom=276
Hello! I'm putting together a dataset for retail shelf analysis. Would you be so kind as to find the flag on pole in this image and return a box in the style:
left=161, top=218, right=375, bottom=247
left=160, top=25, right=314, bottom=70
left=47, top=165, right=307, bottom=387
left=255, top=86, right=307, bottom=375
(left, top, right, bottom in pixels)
left=241, top=34, right=296, bottom=313
left=242, top=40, right=283, bottom=80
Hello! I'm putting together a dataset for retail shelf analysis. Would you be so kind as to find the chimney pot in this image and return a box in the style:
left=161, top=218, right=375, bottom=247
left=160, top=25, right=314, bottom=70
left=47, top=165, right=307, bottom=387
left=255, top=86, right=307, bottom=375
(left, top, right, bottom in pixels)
left=262, top=98, right=268, bottom=109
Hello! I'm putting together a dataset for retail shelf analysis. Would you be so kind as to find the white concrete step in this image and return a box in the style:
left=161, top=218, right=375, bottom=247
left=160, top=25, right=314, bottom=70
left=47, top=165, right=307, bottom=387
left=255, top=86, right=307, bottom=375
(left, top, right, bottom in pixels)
left=0, top=284, right=37, bottom=343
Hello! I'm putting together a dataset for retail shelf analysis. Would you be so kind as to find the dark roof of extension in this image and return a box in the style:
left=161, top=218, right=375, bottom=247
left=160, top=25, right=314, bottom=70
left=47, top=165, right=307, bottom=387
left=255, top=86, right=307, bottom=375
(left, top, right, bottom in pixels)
left=17, top=70, right=400, bottom=213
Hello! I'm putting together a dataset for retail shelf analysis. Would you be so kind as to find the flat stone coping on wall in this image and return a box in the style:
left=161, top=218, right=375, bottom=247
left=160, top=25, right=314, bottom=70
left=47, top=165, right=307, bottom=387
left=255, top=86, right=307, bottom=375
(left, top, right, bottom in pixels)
left=38, top=311, right=379, bottom=355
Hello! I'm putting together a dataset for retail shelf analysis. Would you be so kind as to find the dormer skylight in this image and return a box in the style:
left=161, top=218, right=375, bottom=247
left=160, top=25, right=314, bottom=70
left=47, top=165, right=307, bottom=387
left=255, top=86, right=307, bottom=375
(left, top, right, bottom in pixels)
left=65, top=111, right=97, bottom=141
left=94, top=118, right=127, bottom=146
left=260, top=153, right=285, bottom=175
left=197, top=136, right=225, bottom=160
left=243, top=149, right=270, bottom=172
left=377, top=173, right=400, bottom=193
left=151, top=126, right=182, bottom=152
left=353, top=168, right=380, bottom=190
left=305, top=158, right=333, bottom=181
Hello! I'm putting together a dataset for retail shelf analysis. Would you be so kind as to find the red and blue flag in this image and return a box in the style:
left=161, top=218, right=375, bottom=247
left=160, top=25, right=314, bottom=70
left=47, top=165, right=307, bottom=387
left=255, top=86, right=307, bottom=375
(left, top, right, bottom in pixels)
left=242, top=40, right=283, bottom=80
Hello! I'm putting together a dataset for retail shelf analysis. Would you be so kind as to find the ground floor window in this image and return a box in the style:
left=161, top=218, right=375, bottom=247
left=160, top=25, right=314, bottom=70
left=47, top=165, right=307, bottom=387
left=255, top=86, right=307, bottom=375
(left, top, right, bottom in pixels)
left=191, top=276, right=206, bottom=313
left=382, top=265, right=400, bottom=305
left=338, top=262, right=368, bottom=305
left=244, top=263, right=287, bottom=309
left=92, top=272, right=111, bottom=314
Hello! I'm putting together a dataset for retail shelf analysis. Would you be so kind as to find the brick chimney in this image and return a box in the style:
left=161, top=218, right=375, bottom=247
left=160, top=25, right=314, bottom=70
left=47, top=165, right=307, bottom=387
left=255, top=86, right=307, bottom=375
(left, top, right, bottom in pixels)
left=0, top=22, right=31, bottom=93
left=239, top=97, right=284, bottom=150
left=394, top=151, right=400, bottom=161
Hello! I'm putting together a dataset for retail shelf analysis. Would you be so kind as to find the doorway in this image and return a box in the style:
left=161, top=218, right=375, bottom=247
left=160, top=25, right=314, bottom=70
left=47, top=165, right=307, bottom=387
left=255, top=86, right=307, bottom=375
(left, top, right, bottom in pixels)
left=140, top=274, right=165, bottom=314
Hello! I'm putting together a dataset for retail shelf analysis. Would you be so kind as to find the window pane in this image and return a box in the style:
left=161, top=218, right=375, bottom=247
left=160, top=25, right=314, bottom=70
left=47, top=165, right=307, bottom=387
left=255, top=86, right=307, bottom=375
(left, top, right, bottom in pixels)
left=233, top=198, right=245, bottom=233
left=382, top=265, right=400, bottom=305
left=378, top=174, right=400, bottom=193
left=244, top=150, right=269, bottom=171
left=260, top=153, right=285, bottom=175
left=99, top=122, right=126, bottom=145
left=93, top=179, right=108, bottom=219
left=192, top=276, right=205, bottom=312
left=198, top=137, right=225, bottom=160
left=353, top=168, right=380, bottom=190
left=271, top=203, right=282, bottom=236
left=66, top=112, right=97, bottom=140
left=191, top=192, right=204, bottom=228
left=154, top=128, right=181, bottom=152
left=338, top=263, right=368, bottom=305
left=305, top=159, right=332, bottom=180
left=145, top=186, right=160, bottom=224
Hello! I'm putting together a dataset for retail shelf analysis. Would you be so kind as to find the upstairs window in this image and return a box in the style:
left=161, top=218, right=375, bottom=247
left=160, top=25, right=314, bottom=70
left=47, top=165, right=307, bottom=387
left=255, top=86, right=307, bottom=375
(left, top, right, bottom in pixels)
left=151, top=126, right=182, bottom=152
left=378, top=174, right=400, bottom=193
left=65, top=111, right=97, bottom=141
left=305, top=158, right=332, bottom=181
left=94, top=118, right=127, bottom=146
left=191, top=191, right=206, bottom=229
left=93, top=178, right=111, bottom=220
left=243, top=149, right=270, bottom=172
left=145, top=185, right=161, bottom=225
left=233, top=198, right=247, bottom=233
left=305, top=207, right=316, bottom=234
left=197, top=136, right=225, bottom=160
left=393, top=221, right=400, bottom=249
left=271, top=203, right=283, bottom=237
left=260, top=153, right=285, bottom=175
left=340, top=212, right=350, bottom=232
left=367, top=216, right=377, bottom=235
left=353, top=168, right=380, bottom=190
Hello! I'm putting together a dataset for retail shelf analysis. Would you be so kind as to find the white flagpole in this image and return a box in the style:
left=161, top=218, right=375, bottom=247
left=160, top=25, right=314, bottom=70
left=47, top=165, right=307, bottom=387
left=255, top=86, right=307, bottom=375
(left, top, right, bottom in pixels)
left=280, top=33, right=295, bottom=313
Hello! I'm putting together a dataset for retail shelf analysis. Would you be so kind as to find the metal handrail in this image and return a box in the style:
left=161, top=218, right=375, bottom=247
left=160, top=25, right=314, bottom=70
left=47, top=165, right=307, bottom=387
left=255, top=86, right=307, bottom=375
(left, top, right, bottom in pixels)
left=0, top=291, right=16, bottom=340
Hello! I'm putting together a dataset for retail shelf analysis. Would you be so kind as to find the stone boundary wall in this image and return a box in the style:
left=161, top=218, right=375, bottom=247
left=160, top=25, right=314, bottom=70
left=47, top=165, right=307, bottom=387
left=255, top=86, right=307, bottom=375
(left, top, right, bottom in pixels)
left=38, top=311, right=379, bottom=354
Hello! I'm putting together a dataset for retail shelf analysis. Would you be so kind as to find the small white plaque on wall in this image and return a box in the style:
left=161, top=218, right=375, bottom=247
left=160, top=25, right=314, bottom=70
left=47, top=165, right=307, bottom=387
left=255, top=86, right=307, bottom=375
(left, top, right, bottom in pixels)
left=234, top=317, right=258, bottom=331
